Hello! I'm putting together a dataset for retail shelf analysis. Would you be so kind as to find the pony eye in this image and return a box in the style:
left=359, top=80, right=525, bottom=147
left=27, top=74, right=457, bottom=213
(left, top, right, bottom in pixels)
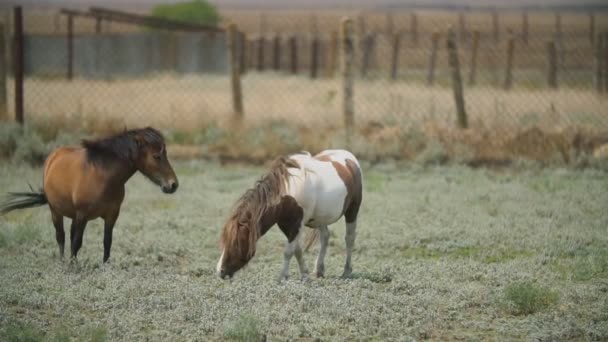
left=153, top=154, right=161, bottom=160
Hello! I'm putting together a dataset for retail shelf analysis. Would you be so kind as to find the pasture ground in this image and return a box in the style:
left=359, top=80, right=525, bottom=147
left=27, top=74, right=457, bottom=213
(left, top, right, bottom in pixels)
left=0, top=160, right=607, bottom=340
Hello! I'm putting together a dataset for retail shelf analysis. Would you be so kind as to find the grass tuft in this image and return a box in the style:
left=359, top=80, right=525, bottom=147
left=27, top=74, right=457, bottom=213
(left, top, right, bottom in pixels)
left=223, top=314, right=264, bottom=342
left=503, top=281, right=559, bottom=315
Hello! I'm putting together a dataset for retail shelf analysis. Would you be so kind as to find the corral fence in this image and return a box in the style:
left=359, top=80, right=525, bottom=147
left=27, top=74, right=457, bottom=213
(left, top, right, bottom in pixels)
left=1, top=6, right=608, bottom=163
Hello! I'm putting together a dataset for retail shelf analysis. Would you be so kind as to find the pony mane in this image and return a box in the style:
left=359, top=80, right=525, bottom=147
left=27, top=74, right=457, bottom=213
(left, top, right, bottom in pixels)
left=220, top=156, right=300, bottom=257
left=82, top=127, right=164, bottom=165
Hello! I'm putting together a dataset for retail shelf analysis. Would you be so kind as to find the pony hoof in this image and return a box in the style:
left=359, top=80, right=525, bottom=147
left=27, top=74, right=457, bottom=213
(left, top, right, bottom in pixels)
left=316, top=271, right=325, bottom=278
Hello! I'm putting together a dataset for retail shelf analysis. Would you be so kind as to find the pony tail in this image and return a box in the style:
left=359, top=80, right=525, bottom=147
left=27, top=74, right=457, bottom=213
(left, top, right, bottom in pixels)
left=303, top=227, right=319, bottom=252
left=0, top=185, right=47, bottom=215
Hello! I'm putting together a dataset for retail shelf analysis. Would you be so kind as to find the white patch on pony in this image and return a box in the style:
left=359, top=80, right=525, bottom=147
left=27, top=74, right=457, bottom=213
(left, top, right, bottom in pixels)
left=216, top=250, right=225, bottom=275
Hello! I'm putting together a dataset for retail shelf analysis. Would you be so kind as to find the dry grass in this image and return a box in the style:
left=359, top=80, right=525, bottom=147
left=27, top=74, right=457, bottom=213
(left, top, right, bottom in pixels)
left=4, top=73, right=607, bottom=162
left=8, top=73, right=607, bottom=130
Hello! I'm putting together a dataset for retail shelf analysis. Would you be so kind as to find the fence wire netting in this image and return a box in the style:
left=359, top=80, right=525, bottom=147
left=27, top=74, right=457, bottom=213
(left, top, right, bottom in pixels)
left=2, top=7, right=608, bottom=162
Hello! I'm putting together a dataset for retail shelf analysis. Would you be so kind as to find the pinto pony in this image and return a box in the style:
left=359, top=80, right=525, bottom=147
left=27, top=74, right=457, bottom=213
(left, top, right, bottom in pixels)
left=0, top=127, right=178, bottom=262
left=217, top=149, right=362, bottom=280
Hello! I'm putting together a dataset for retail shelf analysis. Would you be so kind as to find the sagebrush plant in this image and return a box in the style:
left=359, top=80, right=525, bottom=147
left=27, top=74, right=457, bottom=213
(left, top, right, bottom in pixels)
left=504, top=281, right=559, bottom=315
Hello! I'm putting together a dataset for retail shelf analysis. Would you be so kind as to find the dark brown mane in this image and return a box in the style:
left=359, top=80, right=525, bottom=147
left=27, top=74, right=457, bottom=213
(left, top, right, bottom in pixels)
left=220, top=156, right=300, bottom=257
left=82, top=127, right=164, bottom=165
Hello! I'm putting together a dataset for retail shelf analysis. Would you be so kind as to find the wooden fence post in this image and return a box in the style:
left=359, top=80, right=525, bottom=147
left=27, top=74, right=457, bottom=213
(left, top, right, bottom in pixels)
left=67, top=13, right=74, bottom=80
left=325, top=31, right=338, bottom=78
left=310, top=35, right=319, bottom=79
left=341, top=18, right=355, bottom=146
left=390, top=32, right=401, bottom=80
left=504, top=32, right=515, bottom=90
left=14, top=6, right=23, bottom=125
left=492, top=10, right=499, bottom=44
left=257, top=35, right=265, bottom=71
left=0, top=24, right=7, bottom=120
left=547, top=41, right=558, bottom=89
left=227, top=23, right=243, bottom=120
left=360, top=33, right=375, bottom=78
left=447, top=28, right=468, bottom=129
left=522, top=11, right=529, bottom=45
left=272, top=34, right=280, bottom=71
left=410, top=12, right=418, bottom=46
left=427, top=31, right=439, bottom=86
left=289, top=35, right=298, bottom=74
left=468, top=30, right=479, bottom=86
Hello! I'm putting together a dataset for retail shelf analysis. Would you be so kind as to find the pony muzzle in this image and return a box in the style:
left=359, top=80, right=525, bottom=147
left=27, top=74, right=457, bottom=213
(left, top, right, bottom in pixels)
left=161, top=179, right=178, bottom=194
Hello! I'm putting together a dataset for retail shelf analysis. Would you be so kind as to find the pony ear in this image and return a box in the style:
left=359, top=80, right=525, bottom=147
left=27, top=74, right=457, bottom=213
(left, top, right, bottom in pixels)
left=134, top=134, right=146, bottom=148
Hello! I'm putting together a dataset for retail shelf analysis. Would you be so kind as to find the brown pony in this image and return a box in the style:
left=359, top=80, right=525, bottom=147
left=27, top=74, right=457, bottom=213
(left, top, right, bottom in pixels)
left=0, top=127, right=178, bottom=262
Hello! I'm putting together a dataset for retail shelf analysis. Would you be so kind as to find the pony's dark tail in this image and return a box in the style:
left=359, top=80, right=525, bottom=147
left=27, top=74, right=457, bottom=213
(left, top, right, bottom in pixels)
left=0, top=184, right=47, bottom=215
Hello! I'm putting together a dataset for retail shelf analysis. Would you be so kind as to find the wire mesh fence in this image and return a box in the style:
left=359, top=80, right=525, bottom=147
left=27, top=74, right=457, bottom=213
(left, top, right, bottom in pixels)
left=1, top=6, right=608, bottom=163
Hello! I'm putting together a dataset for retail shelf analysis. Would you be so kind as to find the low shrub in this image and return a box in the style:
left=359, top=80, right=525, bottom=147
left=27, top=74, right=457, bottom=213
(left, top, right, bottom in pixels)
left=503, top=281, right=559, bottom=315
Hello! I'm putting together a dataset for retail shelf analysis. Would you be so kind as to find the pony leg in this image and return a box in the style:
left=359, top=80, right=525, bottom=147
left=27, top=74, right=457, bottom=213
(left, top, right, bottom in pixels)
left=51, top=210, right=65, bottom=258
left=342, top=220, right=357, bottom=278
left=279, top=239, right=297, bottom=281
left=70, top=216, right=88, bottom=260
left=103, top=211, right=120, bottom=263
left=315, top=226, right=329, bottom=278
left=280, top=232, right=309, bottom=280
left=294, top=240, right=309, bottom=280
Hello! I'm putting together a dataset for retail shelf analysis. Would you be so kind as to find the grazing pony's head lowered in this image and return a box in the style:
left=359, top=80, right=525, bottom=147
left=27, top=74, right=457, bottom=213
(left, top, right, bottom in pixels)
left=82, top=127, right=179, bottom=194
left=217, top=157, right=298, bottom=279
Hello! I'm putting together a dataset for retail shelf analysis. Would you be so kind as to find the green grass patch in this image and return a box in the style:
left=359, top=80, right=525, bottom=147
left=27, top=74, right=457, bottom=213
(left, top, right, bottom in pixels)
left=552, top=242, right=608, bottom=281
left=364, top=171, right=386, bottom=193
left=482, top=249, right=535, bottom=264
left=88, top=326, right=108, bottom=342
left=0, top=320, right=46, bottom=342
left=503, top=281, right=559, bottom=316
left=223, top=314, right=263, bottom=342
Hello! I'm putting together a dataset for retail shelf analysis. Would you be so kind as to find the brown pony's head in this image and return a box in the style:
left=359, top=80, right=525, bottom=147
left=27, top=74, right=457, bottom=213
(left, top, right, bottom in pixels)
left=83, top=127, right=178, bottom=194
left=216, top=157, right=298, bottom=279
left=132, top=128, right=178, bottom=194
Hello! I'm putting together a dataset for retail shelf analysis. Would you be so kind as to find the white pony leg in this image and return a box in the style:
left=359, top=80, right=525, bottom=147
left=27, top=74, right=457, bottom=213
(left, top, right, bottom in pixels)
left=279, top=239, right=297, bottom=281
left=315, top=226, right=329, bottom=278
left=294, top=241, right=309, bottom=280
left=342, top=221, right=356, bottom=278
